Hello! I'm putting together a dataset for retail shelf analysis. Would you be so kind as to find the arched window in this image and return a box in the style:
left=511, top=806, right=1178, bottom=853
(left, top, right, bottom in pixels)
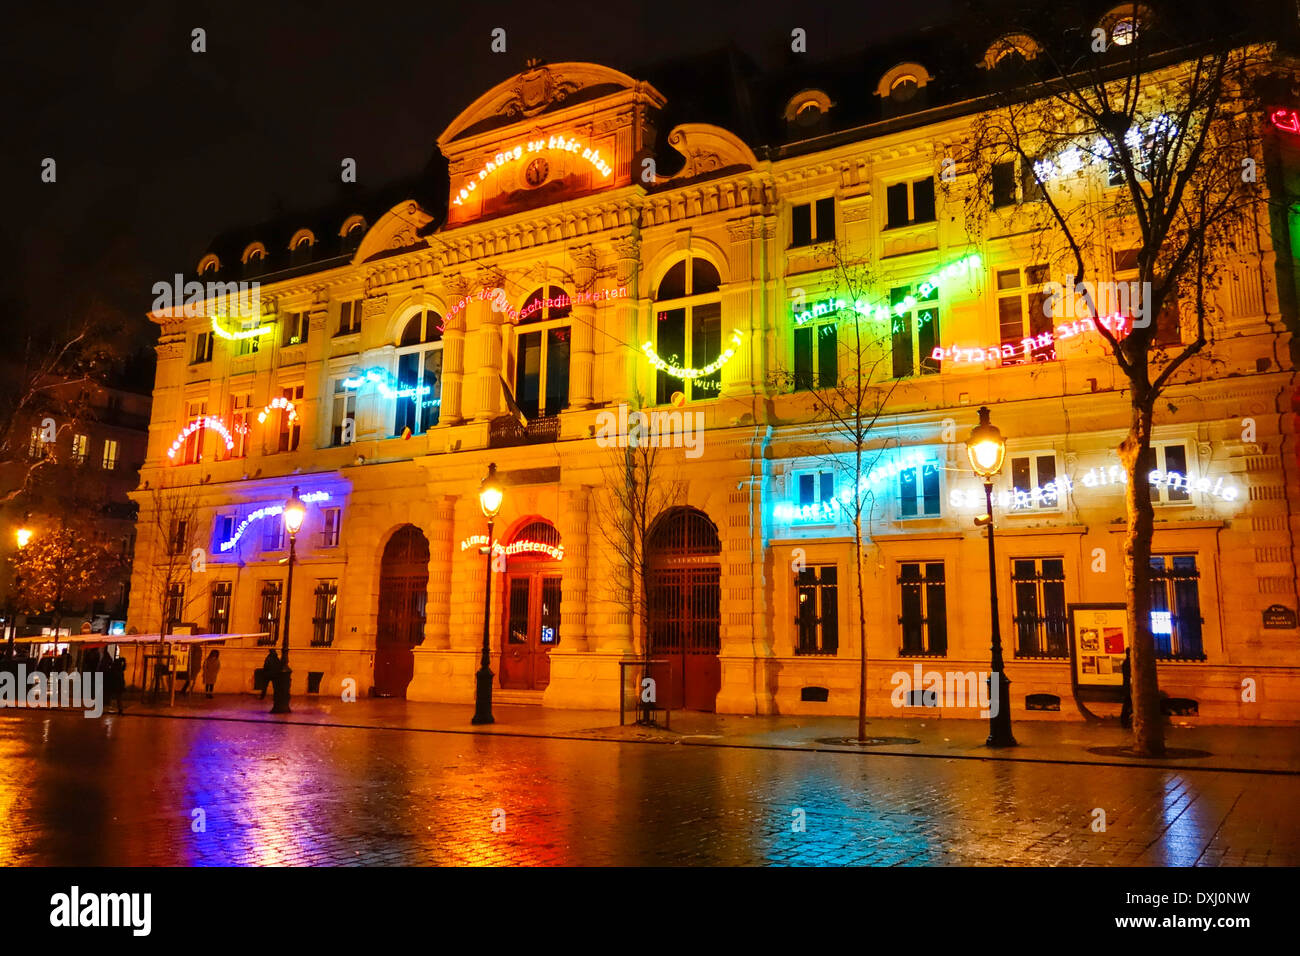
left=394, top=310, right=443, bottom=435
left=653, top=256, right=722, bottom=404
left=289, top=232, right=314, bottom=266
left=513, top=286, right=571, bottom=419
left=342, top=217, right=366, bottom=252
left=890, top=75, right=919, bottom=102
left=648, top=507, right=721, bottom=559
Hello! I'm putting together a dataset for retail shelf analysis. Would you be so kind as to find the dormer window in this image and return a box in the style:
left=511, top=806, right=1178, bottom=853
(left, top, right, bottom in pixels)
left=198, top=254, right=220, bottom=276
left=890, top=75, right=919, bottom=103
left=980, top=33, right=1042, bottom=72
left=783, top=90, right=833, bottom=134
left=289, top=230, right=315, bottom=267
left=1099, top=4, right=1154, bottom=50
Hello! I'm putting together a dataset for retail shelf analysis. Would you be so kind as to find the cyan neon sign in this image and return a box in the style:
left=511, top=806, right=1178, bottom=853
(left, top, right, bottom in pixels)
left=342, top=368, right=432, bottom=400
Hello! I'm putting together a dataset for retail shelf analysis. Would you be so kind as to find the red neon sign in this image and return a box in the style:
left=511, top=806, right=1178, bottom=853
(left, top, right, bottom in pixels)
left=1270, top=108, right=1300, bottom=135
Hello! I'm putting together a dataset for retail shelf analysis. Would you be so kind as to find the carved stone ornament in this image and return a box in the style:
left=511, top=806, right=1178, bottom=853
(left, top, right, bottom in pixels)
left=500, top=64, right=580, bottom=120
left=362, top=295, right=388, bottom=319
left=665, top=125, right=759, bottom=181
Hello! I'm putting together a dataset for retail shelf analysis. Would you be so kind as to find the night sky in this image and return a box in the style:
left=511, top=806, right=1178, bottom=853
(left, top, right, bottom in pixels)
left=2, top=0, right=952, bottom=355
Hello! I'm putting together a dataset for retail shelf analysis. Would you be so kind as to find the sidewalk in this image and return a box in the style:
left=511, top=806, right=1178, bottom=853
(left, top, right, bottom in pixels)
left=109, top=692, right=1300, bottom=775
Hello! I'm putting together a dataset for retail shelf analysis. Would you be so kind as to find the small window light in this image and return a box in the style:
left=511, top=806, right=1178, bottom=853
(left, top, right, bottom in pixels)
left=1112, top=17, right=1138, bottom=45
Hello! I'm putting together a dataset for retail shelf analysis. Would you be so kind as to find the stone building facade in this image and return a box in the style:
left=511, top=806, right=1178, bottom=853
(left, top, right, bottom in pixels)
left=128, top=31, right=1300, bottom=723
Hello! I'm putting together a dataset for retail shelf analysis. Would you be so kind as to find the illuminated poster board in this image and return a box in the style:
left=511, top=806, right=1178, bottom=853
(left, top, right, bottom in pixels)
left=1068, top=603, right=1128, bottom=688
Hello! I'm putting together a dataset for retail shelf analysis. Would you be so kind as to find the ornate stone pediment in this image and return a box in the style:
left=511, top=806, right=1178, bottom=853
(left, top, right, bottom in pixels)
left=661, top=124, right=758, bottom=183
left=355, top=202, right=432, bottom=264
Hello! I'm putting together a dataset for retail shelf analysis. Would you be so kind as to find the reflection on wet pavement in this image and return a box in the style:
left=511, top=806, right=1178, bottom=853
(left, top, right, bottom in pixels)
left=1, top=711, right=1295, bottom=866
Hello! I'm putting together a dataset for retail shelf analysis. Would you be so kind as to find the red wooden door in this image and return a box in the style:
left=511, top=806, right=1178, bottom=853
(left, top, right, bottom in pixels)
left=500, top=571, right=561, bottom=690
left=374, top=527, right=428, bottom=698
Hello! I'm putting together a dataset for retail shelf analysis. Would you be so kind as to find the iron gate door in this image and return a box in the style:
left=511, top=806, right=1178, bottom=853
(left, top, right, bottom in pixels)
left=648, top=566, right=721, bottom=711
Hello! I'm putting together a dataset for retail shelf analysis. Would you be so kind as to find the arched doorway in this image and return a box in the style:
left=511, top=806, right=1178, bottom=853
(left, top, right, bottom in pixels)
left=647, top=507, right=721, bottom=711
left=499, top=520, right=564, bottom=691
left=375, top=525, right=429, bottom=698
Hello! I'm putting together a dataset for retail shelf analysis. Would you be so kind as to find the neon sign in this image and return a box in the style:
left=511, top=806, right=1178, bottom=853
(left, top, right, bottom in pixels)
left=342, top=367, right=432, bottom=400
left=168, top=417, right=235, bottom=459
left=1079, top=466, right=1239, bottom=502
left=932, top=314, right=1130, bottom=366
left=459, top=535, right=565, bottom=560
left=446, top=285, right=628, bottom=325
left=218, top=491, right=332, bottom=553
left=949, top=476, right=1073, bottom=511
left=1031, top=116, right=1178, bottom=183
left=643, top=330, right=743, bottom=381
left=210, top=317, right=274, bottom=340
left=774, top=500, right=840, bottom=524
left=792, top=254, right=982, bottom=326
left=256, top=396, right=297, bottom=424
left=1271, top=108, right=1300, bottom=135
left=453, top=134, right=613, bottom=206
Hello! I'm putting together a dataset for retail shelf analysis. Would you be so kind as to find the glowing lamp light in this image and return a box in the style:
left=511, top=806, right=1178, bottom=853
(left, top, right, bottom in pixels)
left=966, top=407, right=1006, bottom=480
left=15, top=527, right=32, bottom=549
left=479, top=463, right=504, bottom=519
left=643, top=330, right=744, bottom=381
left=282, top=489, right=306, bottom=538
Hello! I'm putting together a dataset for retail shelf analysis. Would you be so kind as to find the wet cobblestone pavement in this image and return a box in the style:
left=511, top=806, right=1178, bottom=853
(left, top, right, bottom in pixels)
left=2, top=710, right=1297, bottom=866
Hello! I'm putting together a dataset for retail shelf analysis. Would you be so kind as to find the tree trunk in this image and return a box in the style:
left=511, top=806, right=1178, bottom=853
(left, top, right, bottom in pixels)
left=1118, top=399, right=1165, bottom=757
left=855, top=519, right=868, bottom=741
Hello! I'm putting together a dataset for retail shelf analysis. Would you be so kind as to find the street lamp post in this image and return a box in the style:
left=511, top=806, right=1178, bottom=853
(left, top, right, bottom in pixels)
left=271, top=487, right=306, bottom=715
left=966, top=407, right=1017, bottom=748
left=472, top=463, right=504, bottom=725
left=8, top=525, right=32, bottom=655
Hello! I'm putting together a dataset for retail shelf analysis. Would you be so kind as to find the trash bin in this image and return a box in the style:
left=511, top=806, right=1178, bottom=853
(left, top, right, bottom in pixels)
left=252, top=667, right=268, bottom=693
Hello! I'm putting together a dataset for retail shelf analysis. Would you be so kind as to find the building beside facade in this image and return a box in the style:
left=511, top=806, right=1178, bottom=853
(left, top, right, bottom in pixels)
left=129, top=2, right=1300, bottom=723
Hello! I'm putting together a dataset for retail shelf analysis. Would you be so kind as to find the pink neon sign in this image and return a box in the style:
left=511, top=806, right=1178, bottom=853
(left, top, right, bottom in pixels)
left=1270, top=108, right=1300, bottom=135
left=932, top=315, right=1130, bottom=366
left=445, top=286, right=628, bottom=325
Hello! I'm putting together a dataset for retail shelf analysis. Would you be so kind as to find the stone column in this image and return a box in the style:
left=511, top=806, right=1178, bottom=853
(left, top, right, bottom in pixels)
left=557, top=487, right=589, bottom=651
left=715, top=476, right=776, bottom=714
left=588, top=488, right=635, bottom=655
left=569, top=246, right=598, bottom=408
left=426, top=494, right=456, bottom=650
left=607, top=235, right=641, bottom=406
left=439, top=275, right=468, bottom=425
left=473, top=269, right=504, bottom=421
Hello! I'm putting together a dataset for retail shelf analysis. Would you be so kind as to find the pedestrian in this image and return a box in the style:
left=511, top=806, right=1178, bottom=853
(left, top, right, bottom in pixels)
left=106, top=656, right=127, bottom=715
left=202, top=649, right=220, bottom=698
left=178, top=646, right=197, bottom=697
left=1119, top=647, right=1133, bottom=730
left=260, top=648, right=281, bottom=700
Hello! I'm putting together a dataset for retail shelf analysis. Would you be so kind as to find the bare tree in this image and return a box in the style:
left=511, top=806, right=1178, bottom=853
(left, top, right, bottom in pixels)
left=591, top=395, right=684, bottom=722
left=955, top=8, right=1279, bottom=754
left=139, top=480, right=205, bottom=640
left=776, top=242, right=918, bottom=742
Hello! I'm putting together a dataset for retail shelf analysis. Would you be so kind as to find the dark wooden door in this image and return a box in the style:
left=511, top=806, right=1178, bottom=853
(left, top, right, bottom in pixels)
left=500, top=571, right=561, bottom=690
left=648, top=566, right=721, bottom=711
left=375, top=526, right=428, bottom=698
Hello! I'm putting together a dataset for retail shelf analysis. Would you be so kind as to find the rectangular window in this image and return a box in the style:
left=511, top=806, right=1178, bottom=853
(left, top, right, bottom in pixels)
left=1009, top=453, right=1060, bottom=509
left=169, top=519, right=189, bottom=556
left=790, top=197, right=835, bottom=247
left=319, top=507, right=341, bottom=548
left=899, top=561, right=947, bottom=656
left=899, top=462, right=941, bottom=517
left=992, top=160, right=1017, bottom=207
left=192, top=331, right=214, bottom=364
left=890, top=284, right=940, bottom=378
left=258, top=581, right=283, bottom=646
left=166, top=583, right=185, bottom=629
left=277, top=386, right=302, bottom=452
left=1012, top=558, right=1068, bottom=657
left=237, top=325, right=261, bottom=357
left=71, top=433, right=88, bottom=464
left=996, top=264, right=1053, bottom=363
left=337, top=300, right=362, bottom=336
left=216, top=515, right=236, bottom=550
left=230, top=394, right=251, bottom=458
left=312, top=580, right=338, bottom=646
left=656, top=303, right=721, bottom=404
left=885, top=177, right=935, bottom=228
left=332, top=380, right=357, bottom=445
left=795, top=565, right=839, bottom=655
left=101, top=438, right=119, bottom=470
left=1143, top=442, right=1192, bottom=504
left=262, top=514, right=286, bottom=552
left=514, top=325, right=569, bottom=420
left=793, top=323, right=838, bottom=390
left=209, top=581, right=232, bottom=635
left=183, top=400, right=207, bottom=464
left=282, top=311, right=309, bottom=347
left=1149, top=555, right=1204, bottom=660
